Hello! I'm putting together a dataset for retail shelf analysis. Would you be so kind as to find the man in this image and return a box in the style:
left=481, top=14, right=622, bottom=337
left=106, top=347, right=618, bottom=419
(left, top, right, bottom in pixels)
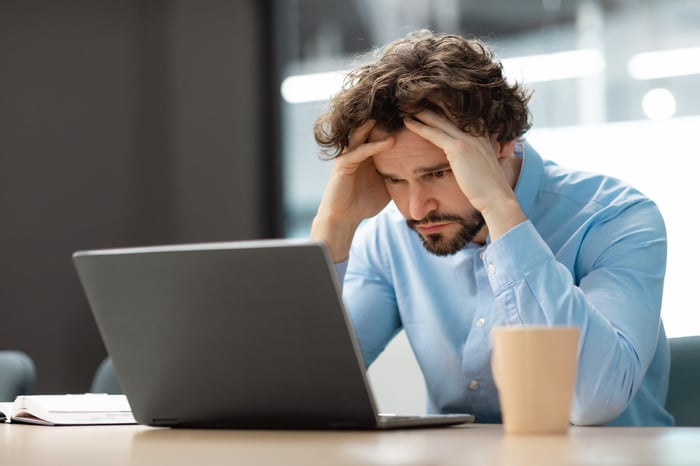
left=310, top=30, right=672, bottom=426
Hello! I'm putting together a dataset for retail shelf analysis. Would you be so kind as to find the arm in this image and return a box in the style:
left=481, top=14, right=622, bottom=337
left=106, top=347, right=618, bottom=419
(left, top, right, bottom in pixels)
left=484, top=204, right=666, bottom=425
left=313, top=121, right=401, bottom=365
left=403, top=109, right=666, bottom=424
left=335, top=232, right=403, bottom=367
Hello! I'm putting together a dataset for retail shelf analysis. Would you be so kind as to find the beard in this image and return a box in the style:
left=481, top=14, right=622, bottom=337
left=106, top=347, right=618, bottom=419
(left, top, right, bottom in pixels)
left=407, top=210, right=486, bottom=256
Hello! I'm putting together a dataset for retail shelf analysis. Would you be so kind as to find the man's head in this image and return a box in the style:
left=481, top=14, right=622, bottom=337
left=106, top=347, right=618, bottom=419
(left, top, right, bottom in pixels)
left=314, top=31, right=531, bottom=255
left=314, top=30, right=532, bottom=156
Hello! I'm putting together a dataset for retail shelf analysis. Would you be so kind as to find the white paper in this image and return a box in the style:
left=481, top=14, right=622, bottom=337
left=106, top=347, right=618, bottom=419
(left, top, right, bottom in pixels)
left=10, top=394, right=136, bottom=426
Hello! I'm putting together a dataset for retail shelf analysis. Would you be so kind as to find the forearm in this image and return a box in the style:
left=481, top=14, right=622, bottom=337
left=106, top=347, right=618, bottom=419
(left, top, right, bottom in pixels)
left=480, top=197, right=527, bottom=243
left=337, top=218, right=403, bottom=368
left=310, top=214, right=360, bottom=263
left=497, top=258, right=652, bottom=424
left=485, top=220, right=666, bottom=425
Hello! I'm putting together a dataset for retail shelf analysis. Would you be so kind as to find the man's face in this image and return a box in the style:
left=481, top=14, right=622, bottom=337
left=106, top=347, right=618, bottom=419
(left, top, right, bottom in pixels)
left=369, top=127, right=486, bottom=255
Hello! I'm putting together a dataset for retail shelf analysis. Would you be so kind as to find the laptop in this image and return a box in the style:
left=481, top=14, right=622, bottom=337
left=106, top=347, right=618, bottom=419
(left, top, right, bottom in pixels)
left=73, top=239, right=474, bottom=429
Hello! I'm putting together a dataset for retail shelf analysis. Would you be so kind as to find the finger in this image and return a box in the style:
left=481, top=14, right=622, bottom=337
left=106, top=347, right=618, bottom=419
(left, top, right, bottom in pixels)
left=347, top=119, right=377, bottom=150
left=403, top=116, right=457, bottom=151
left=338, top=136, right=395, bottom=167
left=405, top=117, right=496, bottom=165
left=411, top=109, right=464, bottom=138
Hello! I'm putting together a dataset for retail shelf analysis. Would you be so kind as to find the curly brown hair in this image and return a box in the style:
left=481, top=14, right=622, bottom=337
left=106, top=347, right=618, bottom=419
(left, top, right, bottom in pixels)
left=314, top=30, right=532, bottom=157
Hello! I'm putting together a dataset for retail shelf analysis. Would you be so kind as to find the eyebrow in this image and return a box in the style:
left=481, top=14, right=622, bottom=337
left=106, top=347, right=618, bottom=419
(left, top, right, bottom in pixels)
left=375, top=162, right=451, bottom=179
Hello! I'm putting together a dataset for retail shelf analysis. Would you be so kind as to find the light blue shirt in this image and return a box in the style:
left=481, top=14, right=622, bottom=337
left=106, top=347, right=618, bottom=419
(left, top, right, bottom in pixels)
left=337, top=143, right=672, bottom=426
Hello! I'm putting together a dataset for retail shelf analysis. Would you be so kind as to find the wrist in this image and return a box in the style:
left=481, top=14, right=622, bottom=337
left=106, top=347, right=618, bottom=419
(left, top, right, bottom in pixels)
left=310, top=215, right=360, bottom=263
left=481, top=198, right=527, bottom=242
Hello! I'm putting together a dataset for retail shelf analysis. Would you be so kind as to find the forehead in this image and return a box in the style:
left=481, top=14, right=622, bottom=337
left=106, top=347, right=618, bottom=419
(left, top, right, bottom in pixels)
left=369, top=127, right=447, bottom=172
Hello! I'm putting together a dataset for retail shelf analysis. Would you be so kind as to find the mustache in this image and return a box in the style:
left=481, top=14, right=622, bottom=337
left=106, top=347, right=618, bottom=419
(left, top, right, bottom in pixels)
left=406, top=212, right=466, bottom=229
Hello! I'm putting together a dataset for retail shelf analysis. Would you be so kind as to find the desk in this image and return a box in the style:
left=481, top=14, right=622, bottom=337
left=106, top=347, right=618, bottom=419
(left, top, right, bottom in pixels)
left=2, top=423, right=699, bottom=466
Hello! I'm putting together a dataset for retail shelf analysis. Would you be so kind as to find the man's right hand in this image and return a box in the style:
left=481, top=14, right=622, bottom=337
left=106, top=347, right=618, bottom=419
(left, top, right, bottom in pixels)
left=310, top=120, right=395, bottom=263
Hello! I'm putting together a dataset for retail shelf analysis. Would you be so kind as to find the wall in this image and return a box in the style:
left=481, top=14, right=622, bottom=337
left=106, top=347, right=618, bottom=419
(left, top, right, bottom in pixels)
left=0, top=0, right=277, bottom=393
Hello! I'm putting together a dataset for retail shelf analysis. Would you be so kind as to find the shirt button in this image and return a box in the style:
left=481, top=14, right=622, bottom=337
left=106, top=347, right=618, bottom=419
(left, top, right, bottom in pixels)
left=475, top=318, right=486, bottom=328
left=468, top=380, right=480, bottom=390
left=479, top=251, right=485, bottom=261
left=487, top=264, right=496, bottom=275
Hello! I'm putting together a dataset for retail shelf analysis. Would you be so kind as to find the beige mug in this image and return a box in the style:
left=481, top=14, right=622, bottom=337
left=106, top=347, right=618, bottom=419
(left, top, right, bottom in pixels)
left=491, top=325, right=580, bottom=435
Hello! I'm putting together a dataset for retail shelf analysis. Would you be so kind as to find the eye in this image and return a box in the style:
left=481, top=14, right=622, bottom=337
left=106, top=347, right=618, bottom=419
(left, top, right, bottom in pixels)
left=431, top=169, right=451, bottom=179
left=384, top=176, right=402, bottom=185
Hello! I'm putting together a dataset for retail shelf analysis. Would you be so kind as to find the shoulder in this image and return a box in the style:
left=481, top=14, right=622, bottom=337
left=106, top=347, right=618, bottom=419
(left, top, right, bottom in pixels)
left=522, top=150, right=666, bottom=260
left=538, top=159, right=662, bottom=223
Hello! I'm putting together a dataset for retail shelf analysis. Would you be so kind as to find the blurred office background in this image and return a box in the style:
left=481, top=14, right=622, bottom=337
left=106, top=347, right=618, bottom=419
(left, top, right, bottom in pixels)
left=2, top=0, right=698, bottom=412
left=1, top=1, right=280, bottom=394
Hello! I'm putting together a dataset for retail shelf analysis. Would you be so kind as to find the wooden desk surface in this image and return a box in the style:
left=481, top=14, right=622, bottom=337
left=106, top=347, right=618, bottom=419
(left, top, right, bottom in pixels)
left=2, top=423, right=699, bottom=466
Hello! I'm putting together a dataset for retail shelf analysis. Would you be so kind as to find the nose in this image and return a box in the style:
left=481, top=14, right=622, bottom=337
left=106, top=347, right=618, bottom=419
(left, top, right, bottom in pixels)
left=407, top=183, right=438, bottom=221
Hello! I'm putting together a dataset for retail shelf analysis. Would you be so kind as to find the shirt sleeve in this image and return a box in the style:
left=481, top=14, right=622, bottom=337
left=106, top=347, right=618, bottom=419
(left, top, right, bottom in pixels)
left=334, top=260, right=348, bottom=284
left=339, top=232, right=403, bottom=368
left=482, top=202, right=667, bottom=426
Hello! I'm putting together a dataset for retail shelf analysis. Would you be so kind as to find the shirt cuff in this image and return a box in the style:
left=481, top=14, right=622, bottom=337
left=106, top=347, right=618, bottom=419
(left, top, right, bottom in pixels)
left=334, top=259, right=349, bottom=286
left=482, top=220, right=554, bottom=294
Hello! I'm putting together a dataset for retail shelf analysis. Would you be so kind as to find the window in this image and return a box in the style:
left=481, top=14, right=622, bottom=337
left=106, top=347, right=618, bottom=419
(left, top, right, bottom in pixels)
left=275, top=0, right=700, bottom=412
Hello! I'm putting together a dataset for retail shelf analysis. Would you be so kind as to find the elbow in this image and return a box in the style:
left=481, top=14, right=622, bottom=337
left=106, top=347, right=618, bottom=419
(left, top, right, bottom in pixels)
left=569, top=371, right=639, bottom=426
left=570, top=333, right=649, bottom=425
left=570, top=396, right=628, bottom=426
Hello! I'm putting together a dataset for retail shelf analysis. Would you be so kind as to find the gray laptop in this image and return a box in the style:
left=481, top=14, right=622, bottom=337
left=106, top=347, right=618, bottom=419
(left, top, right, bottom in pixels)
left=73, top=239, right=474, bottom=429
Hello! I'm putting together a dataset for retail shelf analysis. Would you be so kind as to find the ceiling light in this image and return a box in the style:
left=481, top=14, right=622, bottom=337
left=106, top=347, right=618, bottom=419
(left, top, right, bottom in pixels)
left=501, top=49, right=605, bottom=84
left=281, top=49, right=606, bottom=104
left=280, top=71, right=347, bottom=104
left=642, top=88, right=676, bottom=120
left=628, top=47, right=700, bottom=80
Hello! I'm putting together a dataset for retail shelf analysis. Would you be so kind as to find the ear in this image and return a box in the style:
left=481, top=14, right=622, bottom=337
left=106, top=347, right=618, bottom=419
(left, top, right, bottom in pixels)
left=497, top=139, right=517, bottom=160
